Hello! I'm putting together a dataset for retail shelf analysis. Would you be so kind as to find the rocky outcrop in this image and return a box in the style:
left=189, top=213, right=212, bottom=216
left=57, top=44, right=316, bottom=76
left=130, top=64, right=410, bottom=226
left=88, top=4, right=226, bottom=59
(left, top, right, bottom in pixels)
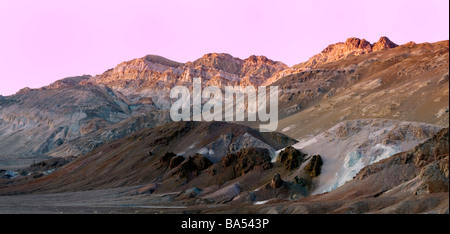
left=276, top=146, right=307, bottom=170
left=264, top=36, right=381, bottom=84
left=416, top=157, right=449, bottom=195
left=304, top=155, right=323, bottom=177
left=372, top=36, right=398, bottom=51
left=172, top=154, right=212, bottom=180
left=169, top=121, right=297, bottom=163
left=169, top=156, right=185, bottom=169
left=160, top=152, right=177, bottom=163
left=270, top=173, right=284, bottom=188
left=295, top=36, right=399, bottom=68
left=241, top=55, right=289, bottom=82
left=221, top=148, right=272, bottom=176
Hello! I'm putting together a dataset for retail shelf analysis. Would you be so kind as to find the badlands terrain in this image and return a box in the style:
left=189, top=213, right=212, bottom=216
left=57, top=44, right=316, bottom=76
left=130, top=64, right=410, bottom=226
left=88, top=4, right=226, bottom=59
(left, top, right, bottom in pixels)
left=0, top=37, right=448, bottom=214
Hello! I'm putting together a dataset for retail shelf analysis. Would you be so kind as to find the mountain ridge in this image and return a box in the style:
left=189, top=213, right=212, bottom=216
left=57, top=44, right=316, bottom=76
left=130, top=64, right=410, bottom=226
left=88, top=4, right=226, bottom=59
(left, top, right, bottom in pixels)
left=294, top=36, right=399, bottom=69
left=8, top=36, right=411, bottom=97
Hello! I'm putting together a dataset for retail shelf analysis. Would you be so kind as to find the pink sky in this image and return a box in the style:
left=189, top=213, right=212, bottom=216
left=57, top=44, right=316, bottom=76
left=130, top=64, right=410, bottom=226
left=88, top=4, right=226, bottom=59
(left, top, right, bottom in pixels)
left=0, top=0, right=448, bottom=96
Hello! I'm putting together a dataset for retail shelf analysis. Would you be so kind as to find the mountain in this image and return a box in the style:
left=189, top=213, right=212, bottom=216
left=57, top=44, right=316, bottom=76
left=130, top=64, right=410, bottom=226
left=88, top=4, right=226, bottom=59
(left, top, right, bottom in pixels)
left=0, top=53, right=289, bottom=163
left=0, top=38, right=447, bottom=162
left=263, top=36, right=399, bottom=85
left=273, top=40, right=449, bottom=140
left=0, top=36, right=448, bottom=214
left=80, top=53, right=287, bottom=109
left=0, top=39, right=447, bottom=165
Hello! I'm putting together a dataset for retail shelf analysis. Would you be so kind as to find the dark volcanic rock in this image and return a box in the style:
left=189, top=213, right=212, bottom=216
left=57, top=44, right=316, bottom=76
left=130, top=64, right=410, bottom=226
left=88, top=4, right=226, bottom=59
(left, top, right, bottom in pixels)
left=221, top=148, right=272, bottom=176
left=172, top=154, right=212, bottom=180
left=202, top=148, right=273, bottom=187
left=294, top=176, right=309, bottom=187
left=160, top=152, right=177, bottom=163
left=271, top=173, right=284, bottom=188
left=277, top=146, right=307, bottom=170
left=304, top=155, right=323, bottom=177
left=169, top=156, right=185, bottom=169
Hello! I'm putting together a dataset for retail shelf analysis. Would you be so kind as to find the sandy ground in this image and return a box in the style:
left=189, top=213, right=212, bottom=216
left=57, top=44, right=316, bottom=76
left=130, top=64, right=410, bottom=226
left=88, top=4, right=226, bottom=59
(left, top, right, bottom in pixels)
left=0, top=186, right=195, bottom=214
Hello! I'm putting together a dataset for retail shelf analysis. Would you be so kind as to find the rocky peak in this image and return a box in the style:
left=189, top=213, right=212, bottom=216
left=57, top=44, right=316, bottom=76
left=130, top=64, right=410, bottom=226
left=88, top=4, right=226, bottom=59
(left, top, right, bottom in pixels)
left=143, top=55, right=184, bottom=68
left=245, top=55, right=272, bottom=65
left=187, top=53, right=244, bottom=75
left=81, top=54, right=184, bottom=89
left=270, top=173, right=284, bottom=188
left=201, top=52, right=237, bottom=60
left=42, top=75, right=92, bottom=90
left=372, top=36, right=399, bottom=51
left=320, top=37, right=373, bottom=56
left=345, top=37, right=372, bottom=51
left=241, top=55, right=289, bottom=80
left=244, top=55, right=288, bottom=69
left=16, top=87, right=33, bottom=95
left=276, top=146, right=307, bottom=170
left=296, top=36, right=399, bottom=68
left=187, top=53, right=287, bottom=78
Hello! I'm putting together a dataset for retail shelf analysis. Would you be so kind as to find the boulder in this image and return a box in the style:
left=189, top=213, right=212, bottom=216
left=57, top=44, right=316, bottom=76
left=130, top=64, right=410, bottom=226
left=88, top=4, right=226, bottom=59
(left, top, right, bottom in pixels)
left=271, top=173, right=284, bottom=188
